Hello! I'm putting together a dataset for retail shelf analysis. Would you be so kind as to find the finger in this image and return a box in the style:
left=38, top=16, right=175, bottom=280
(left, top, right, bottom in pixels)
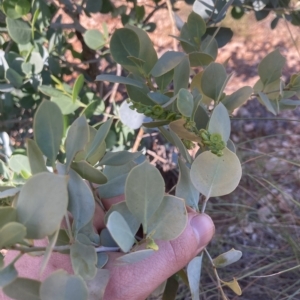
left=103, top=213, right=215, bottom=300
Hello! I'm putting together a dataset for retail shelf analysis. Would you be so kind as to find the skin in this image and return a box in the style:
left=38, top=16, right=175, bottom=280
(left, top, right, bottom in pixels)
left=0, top=195, right=215, bottom=300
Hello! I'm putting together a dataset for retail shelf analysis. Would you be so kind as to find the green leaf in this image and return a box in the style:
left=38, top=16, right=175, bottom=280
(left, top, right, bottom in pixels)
left=15, top=0, right=31, bottom=15
left=85, top=118, right=113, bottom=161
left=0, top=222, right=26, bottom=248
left=169, top=119, right=202, bottom=144
left=65, top=116, right=89, bottom=170
left=208, top=102, right=231, bottom=142
left=100, top=228, right=118, bottom=247
left=86, top=269, right=110, bottom=298
left=201, top=63, right=227, bottom=101
left=72, top=74, right=84, bottom=103
left=155, top=69, right=174, bottom=92
left=0, top=207, right=17, bottom=229
left=83, top=29, right=105, bottom=50
left=173, top=56, right=190, bottom=95
left=51, top=95, right=81, bottom=115
left=39, top=86, right=64, bottom=98
left=162, top=276, right=179, bottom=300
left=99, top=151, right=143, bottom=166
left=222, top=86, right=253, bottom=113
left=96, top=252, right=108, bottom=268
left=40, top=270, right=88, bottom=300
left=147, top=195, right=187, bottom=240
left=110, top=28, right=140, bottom=69
left=116, top=249, right=154, bottom=265
left=26, top=139, right=48, bottom=174
left=29, top=52, right=44, bottom=74
left=126, top=82, right=153, bottom=105
left=66, top=167, right=95, bottom=234
left=151, top=52, right=186, bottom=77
left=258, top=92, right=277, bottom=115
left=187, top=12, right=206, bottom=42
left=106, top=211, right=135, bottom=253
left=16, top=173, right=68, bottom=239
left=5, top=68, right=23, bottom=89
left=213, top=248, right=242, bottom=268
left=258, top=49, right=286, bottom=85
left=70, top=240, right=97, bottom=280
left=85, top=0, right=102, bottom=13
left=190, top=148, right=242, bottom=198
left=9, top=154, right=31, bottom=175
left=71, top=161, right=107, bottom=184
left=177, top=89, right=194, bottom=117
left=0, top=263, right=18, bottom=288
left=147, top=92, right=170, bottom=105
left=95, top=74, right=144, bottom=88
left=179, top=23, right=199, bottom=54
left=189, top=52, right=214, bottom=67
left=187, top=255, right=203, bottom=300
left=176, top=158, right=199, bottom=209
left=6, top=18, right=31, bottom=44
left=78, top=220, right=100, bottom=246
left=200, top=35, right=218, bottom=60
left=3, top=278, right=41, bottom=300
left=105, top=202, right=140, bottom=236
left=34, top=100, right=64, bottom=166
left=3, top=0, right=22, bottom=19
left=205, top=27, right=233, bottom=48
left=125, top=160, right=165, bottom=234
left=227, top=139, right=236, bottom=153
left=125, top=24, right=158, bottom=75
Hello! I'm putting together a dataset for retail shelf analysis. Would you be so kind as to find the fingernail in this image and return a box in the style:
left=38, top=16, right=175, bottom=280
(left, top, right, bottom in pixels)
left=190, top=214, right=215, bottom=248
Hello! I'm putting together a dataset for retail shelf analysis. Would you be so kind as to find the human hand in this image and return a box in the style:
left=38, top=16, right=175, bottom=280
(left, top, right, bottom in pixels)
left=0, top=195, right=215, bottom=300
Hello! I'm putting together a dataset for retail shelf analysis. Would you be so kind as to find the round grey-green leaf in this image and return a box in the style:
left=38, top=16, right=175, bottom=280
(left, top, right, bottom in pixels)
left=0, top=222, right=26, bottom=248
left=190, top=148, right=242, bottom=197
left=16, top=172, right=68, bottom=239
left=40, top=270, right=88, bottom=300
left=177, top=88, right=194, bottom=117
left=83, top=29, right=105, bottom=50
left=6, top=18, right=31, bottom=44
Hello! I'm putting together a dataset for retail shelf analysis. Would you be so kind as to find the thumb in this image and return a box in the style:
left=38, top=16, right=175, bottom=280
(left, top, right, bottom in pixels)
left=103, top=213, right=215, bottom=300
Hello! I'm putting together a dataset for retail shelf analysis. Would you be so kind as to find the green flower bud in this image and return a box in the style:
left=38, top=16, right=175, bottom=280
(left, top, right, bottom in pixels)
left=210, top=133, right=223, bottom=143
left=152, top=105, right=164, bottom=117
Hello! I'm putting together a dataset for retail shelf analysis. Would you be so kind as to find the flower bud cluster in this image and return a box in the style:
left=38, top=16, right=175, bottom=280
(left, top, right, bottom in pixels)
left=199, top=129, right=225, bottom=156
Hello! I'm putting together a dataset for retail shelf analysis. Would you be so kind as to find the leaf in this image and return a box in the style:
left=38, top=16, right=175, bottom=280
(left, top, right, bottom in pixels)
left=72, top=74, right=84, bottom=103
left=86, top=269, right=109, bottom=299
left=6, top=18, right=31, bottom=44
left=187, top=255, right=203, bottom=300
left=5, top=68, right=23, bottom=89
left=222, top=86, right=253, bottom=112
left=151, top=52, right=186, bottom=77
left=125, top=160, right=165, bottom=233
left=106, top=211, right=135, bottom=253
left=110, top=28, right=140, bottom=69
left=3, top=0, right=22, bottom=19
left=177, top=89, right=194, bottom=117
left=98, top=173, right=128, bottom=199
left=205, top=27, right=233, bottom=48
left=65, top=115, right=89, bottom=170
left=116, top=249, right=154, bottom=265
left=169, top=119, right=202, bottom=144
left=200, top=35, right=218, bottom=60
left=78, top=220, right=100, bottom=246
left=34, top=100, right=64, bottom=166
left=189, top=52, right=214, bottom=67
left=66, top=167, right=95, bottom=234
left=190, top=148, right=242, bottom=198
left=147, top=92, right=170, bottom=105
left=220, top=278, right=242, bottom=296
left=227, top=139, right=236, bottom=153
left=96, top=74, right=144, bottom=88
left=3, top=278, right=41, bottom=300
left=0, top=263, right=18, bottom=288
left=85, top=0, right=102, bottom=13
left=100, top=228, right=118, bottom=247
left=176, top=158, right=199, bottom=209
left=187, top=12, right=206, bottom=41
left=39, top=86, right=64, bottom=98
left=201, top=63, right=227, bottom=101
left=208, top=102, right=231, bottom=142
left=26, top=139, right=48, bottom=174
left=0, top=222, right=26, bottom=248
left=0, top=207, right=17, bottom=228
left=147, top=195, right=187, bottom=240
left=99, top=151, right=143, bottom=166
left=15, top=0, right=31, bottom=16
left=258, top=49, right=286, bottom=85
left=29, top=52, right=44, bottom=74
left=162, top=276, right=179, bottom=300
left=173, top=56, right=190, bottom=95
left=16, top=173, right=68, bottom=239
left=9, top=155, right=31, bottom=175
left=105, top=202, right=140, bottom=236
left=40, top=270, right=88, bottom=300
left=83, top=29, right=105, bottom=50
left=156, top=69, right=174, bottom=92
left=213, top=248, right=242, bottom=268
left=258, top=92, right=277, bottom=115
left=70, top=240, right=97, bottom=280
left=51, top=95, right=81, bottom=115
left=71, top=161, right=107, bottom=184
left=85, top=118, right=113, bottom=161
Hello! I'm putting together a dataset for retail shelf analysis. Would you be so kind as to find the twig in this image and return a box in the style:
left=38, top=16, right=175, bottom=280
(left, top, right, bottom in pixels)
left=143, top=2, right=167, bottom=24
left=132, top=128, right=144, bottom=152
left=147, top=149, right=168, bottom=164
